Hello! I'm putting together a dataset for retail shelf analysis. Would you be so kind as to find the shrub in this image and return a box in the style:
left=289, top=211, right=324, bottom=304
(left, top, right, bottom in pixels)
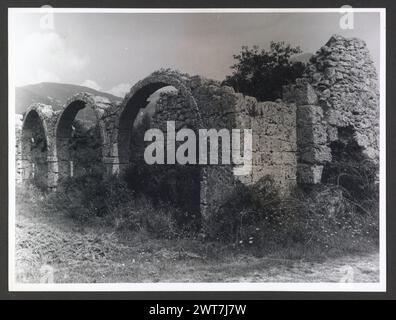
left=124, top=162, right=201, bottom=231
left=322, top=126, right=379, bottom=217
left=17, top=149, right=378, bottom=253
left=205, top=175, right=378, bottom=254
left=41, top=173, right=180, bottom=238
left=205, top=176, right=281, bottom=244
left=223, top=42, right=306, bottom=101
left=45, top=173, right=129, bottom=222
left=68, top=121, right=104, bottom=176
left=285, top=185, right=378, bottom=250
left=30, top=172, right=50, bottom=192
left=104, top=196, right=179, bottom=239
left=16, top=183, right=47, bottom=217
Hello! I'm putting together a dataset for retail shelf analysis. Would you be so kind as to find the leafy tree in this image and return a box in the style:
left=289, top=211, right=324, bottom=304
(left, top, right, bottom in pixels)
left=223, top=42, right=306, bottom=101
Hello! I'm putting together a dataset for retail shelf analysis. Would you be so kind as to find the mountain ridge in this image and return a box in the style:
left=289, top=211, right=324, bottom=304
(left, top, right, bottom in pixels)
left=16, top=82, right=123, bottom=116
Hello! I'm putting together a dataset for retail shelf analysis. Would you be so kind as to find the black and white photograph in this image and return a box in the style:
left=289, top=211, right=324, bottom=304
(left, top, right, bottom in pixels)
left=7, top=7, right=386, bottom=292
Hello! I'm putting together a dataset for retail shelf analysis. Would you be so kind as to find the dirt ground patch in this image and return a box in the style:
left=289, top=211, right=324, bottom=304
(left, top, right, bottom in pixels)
left=14, top=213, right=379, bottom=284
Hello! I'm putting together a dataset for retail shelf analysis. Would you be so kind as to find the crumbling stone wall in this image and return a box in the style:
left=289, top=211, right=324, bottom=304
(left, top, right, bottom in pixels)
left=151, top=77, right=240, bottom=219
left=283, top=79, right=328, bottom=183
left=115, top=70, right=204, bottom=174
left=134, top=72, right=297, bottom=217
left=236, top=98, right=297, bottom=192
left=283, top=35, right=379, bottom=184
left=305, top=35, right=379, bottom=163
left=15, top=114, right=23, bottom=183
left=20, top=104, right=58, bottom=189
left=55, top=93, right=114, bottom=181
left=17, top=35, right=379, bottom=224
left=18, top=93, right=115, bottom=188
left=133, top=90, right=202, bottom=216
left=189, top=78, right=297, bottom=213
left=186, top=76, right=241, bottom=219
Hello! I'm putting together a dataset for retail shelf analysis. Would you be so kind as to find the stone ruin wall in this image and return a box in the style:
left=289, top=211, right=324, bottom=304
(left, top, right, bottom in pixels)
left=55, top=93, right=115, bottom=181
left=16, top=35, right=379, bottom=222
left=15, top=114, right=23, bottom=183
left=283, top=35, right=379, bottom=184
left=19, top=104, right=60, bottom=189
left=305, top=35, right=379, bottom=163
left=141, top=77, right=243, bottom=219
left=149, top=75, right=297, bottom=216
left=283, top=79, right=328, bottom=184
left=236, top=97, right=297, bottom=191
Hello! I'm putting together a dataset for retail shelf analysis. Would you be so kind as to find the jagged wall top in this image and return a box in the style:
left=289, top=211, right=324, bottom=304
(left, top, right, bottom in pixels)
left=303, top=34, right=379, bottom=162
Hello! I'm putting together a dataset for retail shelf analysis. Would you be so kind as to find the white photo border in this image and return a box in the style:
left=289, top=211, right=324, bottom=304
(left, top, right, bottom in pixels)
left=8, top=7, right=387, bottom=292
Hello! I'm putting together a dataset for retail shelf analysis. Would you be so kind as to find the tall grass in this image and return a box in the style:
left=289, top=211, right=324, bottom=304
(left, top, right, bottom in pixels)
left=17, top=158, right=379, bottom=257
left=206, top=174, right=378, bottom=255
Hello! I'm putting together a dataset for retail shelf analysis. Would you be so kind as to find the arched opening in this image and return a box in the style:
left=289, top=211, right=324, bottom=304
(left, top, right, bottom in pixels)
left=56, top=100, right=104, bottom=182
left=118, top=82, right=174, bottom=166
left=21, top=110, right=48, bottom=189
left=118, top=80, right=201, bottom=226
left=129, top=85, right=177, bottom=163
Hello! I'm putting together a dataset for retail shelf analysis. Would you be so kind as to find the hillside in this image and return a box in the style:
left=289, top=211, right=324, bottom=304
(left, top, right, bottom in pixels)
left=15, top=82, right=123, bottom=117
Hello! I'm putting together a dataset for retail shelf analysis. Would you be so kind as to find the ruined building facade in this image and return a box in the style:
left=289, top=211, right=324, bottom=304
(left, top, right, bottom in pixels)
left=15, top=35, right=380, bottom=220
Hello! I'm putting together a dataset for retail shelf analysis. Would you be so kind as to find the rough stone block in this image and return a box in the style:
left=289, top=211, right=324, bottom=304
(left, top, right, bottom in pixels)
left=282, top=152, right=296, bottom=164
left=280, top=140, right=297, bottom=152
left=271, top=152, right=283, bottom=165
left=297, top=164, right=323, bottom=184
left=299, top=145, right=332, bottom=164
left=327, top=125, right=338, bottom=142
left=297, top=105, right=323, bottom=124
left=326, top=109, right=351, bottom=127
left=283, top=165, right=297, bottom=180
left=282, top=111, right=297, bottom=127
left=282, top=79, right=318, bottom=105
left=297, top=123, right=327, bottom=146
left=264, top=124, right=279, bottom=136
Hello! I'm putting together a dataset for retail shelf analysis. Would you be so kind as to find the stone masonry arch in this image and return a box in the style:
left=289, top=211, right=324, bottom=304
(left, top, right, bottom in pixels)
left=55, top=92, right=113, bottom=181
left=115, top=70, right=203, bottom=170
left=21, top=103, right=58, bottom=188
left=114, top=70, right=207, bottom=221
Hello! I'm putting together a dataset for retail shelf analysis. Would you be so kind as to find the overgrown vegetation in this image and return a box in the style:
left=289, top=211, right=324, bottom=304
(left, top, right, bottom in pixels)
left=322, top=126, right=379, bottom=218
left=124, top=163, right=201, bottom=232
left=207, top=177, right=378, bottom=256
left=223, top=42, right=306, bottom=101
left=18, top=156, right=379, bottom=258
left=27, top=174, right=179, bottom=240
left=17, top=57, right=378, bottom=258
left=68, top=120, right=104, bottom=176
left=127, top=113, right=201, bottom=231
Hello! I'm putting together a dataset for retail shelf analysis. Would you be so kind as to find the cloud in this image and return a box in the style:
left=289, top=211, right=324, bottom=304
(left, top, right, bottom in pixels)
left=81, top=80, right=102, bottom=91
left=14, top=32, right=89, bottom=86
left=36, top=68, right=61, bottom=83
left=107, top=83, right=131, bottom=98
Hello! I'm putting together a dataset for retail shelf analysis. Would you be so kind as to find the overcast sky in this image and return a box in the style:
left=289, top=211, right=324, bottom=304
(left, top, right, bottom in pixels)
left=10, top=11, right=381, bottom=97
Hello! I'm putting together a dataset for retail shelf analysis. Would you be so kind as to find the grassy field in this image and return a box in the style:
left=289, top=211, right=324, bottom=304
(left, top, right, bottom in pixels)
left=15, top=209, right=379, bottom=284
